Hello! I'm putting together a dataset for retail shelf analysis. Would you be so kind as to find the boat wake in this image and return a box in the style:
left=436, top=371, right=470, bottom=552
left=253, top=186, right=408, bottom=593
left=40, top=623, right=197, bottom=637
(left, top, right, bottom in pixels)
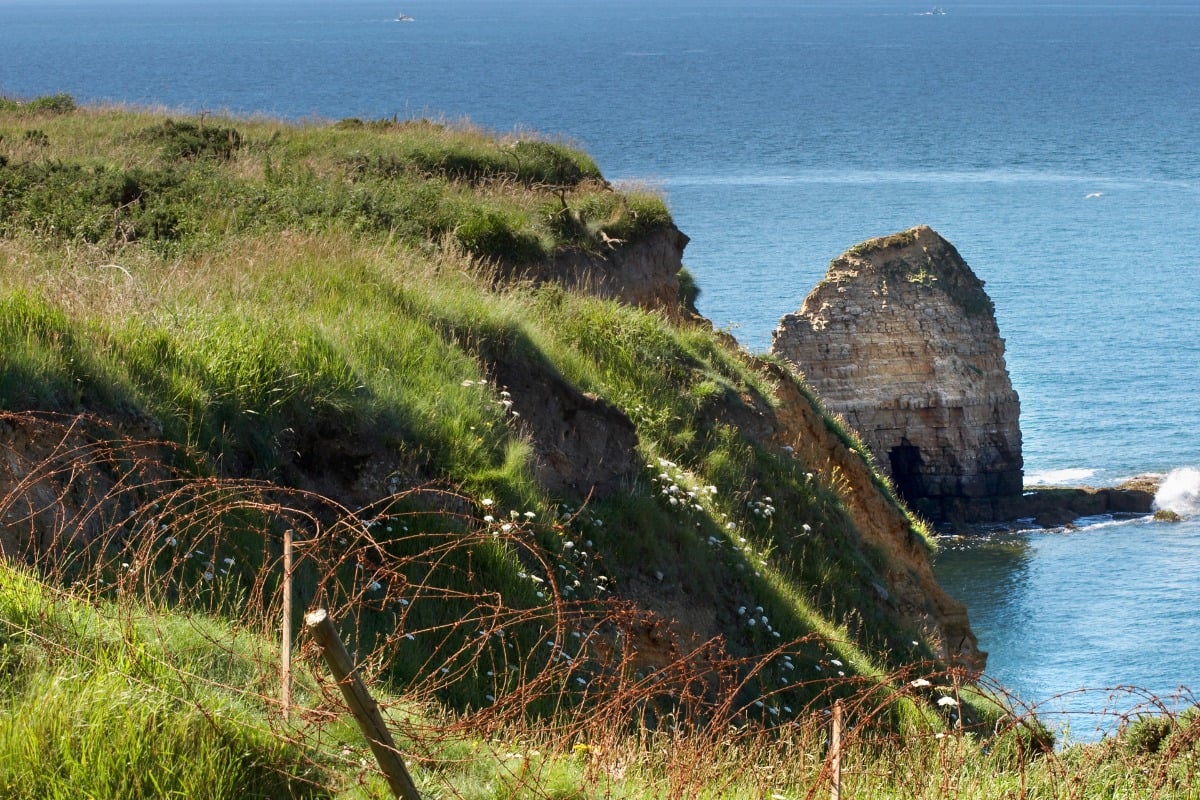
left=1153, top=467, right=1200, bottom=517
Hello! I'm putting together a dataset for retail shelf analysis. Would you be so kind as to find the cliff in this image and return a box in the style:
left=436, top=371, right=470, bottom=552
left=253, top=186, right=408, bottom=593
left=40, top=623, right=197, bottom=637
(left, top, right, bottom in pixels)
left=0, top=106, right=983, bottom=724
left=771, top=226, right=1023, bottom=524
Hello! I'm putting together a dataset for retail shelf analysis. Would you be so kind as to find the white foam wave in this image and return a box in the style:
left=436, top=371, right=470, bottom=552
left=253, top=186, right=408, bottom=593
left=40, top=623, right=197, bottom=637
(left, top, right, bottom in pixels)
left=1026, top=467, right=1098, bottom=486
left=1153, top=467, right=1200, bottom=517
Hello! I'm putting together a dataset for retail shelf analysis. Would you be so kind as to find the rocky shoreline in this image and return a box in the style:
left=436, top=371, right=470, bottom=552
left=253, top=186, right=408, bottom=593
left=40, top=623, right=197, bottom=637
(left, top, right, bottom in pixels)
left=951, top=475, right=1161, bottom=533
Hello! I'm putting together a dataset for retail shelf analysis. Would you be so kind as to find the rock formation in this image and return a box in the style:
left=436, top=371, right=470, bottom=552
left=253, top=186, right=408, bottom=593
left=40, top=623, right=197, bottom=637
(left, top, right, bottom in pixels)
left=771, top=226, right=1023, bottom=524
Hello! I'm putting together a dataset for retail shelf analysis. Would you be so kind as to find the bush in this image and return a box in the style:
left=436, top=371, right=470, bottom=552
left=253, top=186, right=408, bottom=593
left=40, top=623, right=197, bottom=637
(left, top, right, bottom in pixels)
left=142, top=119, right=243, bottom=161
left=454, top=206, right=545, bottom=263
left=23, top=93, right=77, bottom=115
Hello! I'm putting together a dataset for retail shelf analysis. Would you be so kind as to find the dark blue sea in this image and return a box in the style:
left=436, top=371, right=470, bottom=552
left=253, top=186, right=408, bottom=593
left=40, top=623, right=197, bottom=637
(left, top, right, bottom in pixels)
left=2, top=0, right=1198, bottom=736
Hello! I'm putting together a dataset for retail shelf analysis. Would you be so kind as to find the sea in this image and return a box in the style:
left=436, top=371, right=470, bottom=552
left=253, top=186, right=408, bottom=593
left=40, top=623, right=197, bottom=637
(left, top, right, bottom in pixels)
left=2, top=0, right=1198, bottom=739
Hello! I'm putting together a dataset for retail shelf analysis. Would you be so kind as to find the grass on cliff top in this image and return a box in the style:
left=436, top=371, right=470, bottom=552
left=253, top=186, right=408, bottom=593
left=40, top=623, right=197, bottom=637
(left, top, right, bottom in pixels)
left=0, top=101, right=669, bottom=261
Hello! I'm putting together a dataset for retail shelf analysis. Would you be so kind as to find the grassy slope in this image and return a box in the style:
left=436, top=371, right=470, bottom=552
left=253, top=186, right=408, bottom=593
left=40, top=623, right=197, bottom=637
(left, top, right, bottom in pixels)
left=1, top=99, right=1194, bottom=797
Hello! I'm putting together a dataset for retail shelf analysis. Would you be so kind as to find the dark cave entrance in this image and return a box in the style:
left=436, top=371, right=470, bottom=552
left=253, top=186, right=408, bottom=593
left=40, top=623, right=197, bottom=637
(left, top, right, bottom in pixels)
left=888, top=438, right=925, bottom=506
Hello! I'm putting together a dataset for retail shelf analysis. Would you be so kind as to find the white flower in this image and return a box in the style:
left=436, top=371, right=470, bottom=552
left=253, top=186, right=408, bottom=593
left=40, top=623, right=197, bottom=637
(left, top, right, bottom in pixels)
left=222, top=557, right=235, bottom=566
left=484, top=515, right=495, bottom=523
left=937, top=696, right=958, bottom=707
left=482, top=498, right=494, bottom=507
left=830, top=659, right=843, bottom=667
left=910, top=678, right=932, bottom=688
left=524, top=511, right=536, bottom=519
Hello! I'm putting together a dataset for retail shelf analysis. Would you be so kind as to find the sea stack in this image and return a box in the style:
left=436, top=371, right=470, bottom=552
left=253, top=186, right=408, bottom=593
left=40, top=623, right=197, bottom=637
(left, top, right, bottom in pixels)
left=770, top=226, right=1023, bottom=524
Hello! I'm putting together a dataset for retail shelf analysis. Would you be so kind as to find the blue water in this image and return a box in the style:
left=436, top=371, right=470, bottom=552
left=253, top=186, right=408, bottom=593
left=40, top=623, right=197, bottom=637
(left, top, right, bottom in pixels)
left=2, top=0, right=1198, bottom=730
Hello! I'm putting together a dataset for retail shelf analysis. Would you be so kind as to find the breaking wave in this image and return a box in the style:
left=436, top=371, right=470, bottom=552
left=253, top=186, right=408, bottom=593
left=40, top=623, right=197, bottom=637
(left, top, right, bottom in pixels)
left=1153, top=467, right=1200, bottom=517
left=1025, top=467, right=1098, bottom=486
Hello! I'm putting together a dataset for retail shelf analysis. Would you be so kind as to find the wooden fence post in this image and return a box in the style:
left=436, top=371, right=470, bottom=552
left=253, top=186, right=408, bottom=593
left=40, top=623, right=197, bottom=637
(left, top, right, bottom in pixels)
left=830, top=700, right=843, bottom=800
left=281, top=527, right=293, bottom=722
left=306, top=608, right=422, bottom=800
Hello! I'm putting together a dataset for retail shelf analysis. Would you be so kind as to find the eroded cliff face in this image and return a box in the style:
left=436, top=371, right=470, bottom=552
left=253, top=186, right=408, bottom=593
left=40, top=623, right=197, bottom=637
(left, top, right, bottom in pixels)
left=507, top=224, right=690, bottom=319
left=716, top=361, right=986, bottom=672
left=770, top=226, right=1023, bottom=524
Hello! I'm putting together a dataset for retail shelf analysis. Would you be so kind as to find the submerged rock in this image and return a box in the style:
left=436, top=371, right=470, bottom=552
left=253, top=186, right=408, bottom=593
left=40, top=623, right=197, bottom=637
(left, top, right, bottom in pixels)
left=771, top=226, right=1023, bottom=524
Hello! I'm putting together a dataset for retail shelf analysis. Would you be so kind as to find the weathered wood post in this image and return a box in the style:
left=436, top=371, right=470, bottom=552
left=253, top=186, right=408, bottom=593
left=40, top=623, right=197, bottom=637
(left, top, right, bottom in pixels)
left=830, top=700, right=843, bottom=800
left=305, top=608, right=422, bottom=800
left=281, top=527, right=293, bottom=721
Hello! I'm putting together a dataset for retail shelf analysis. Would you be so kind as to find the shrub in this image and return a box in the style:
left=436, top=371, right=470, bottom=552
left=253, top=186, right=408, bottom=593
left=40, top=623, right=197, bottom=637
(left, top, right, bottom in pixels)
left=454, top=206, right=545, bottom=263
left=142, top=119, right=243, bottom=161
left=23, top=93, right=77, bottom=115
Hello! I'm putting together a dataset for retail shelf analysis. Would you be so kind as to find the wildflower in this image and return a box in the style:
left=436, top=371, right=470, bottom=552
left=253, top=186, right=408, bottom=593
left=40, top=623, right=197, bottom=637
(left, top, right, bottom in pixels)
left=405, top=633, right=415, bottom=640
left=482, top=498, right=494, bottom=507
left=222, top=557, right=235, bottom=566
left=524, top=511, right=536, bottom=519
left=461, top=379, right=475, bottom=387
left=830, top=658, right=843, bottom=667
left=937, top=696, right=958, bottom=707
left=203, top=571, right=214, bottom=581
left=910, top=678, right=932, bottom=688
left=369, top=582, right=382, bottom=592
left=165, top=536, right=177, bottom=546
left=484, top=515, right=495, bottom=523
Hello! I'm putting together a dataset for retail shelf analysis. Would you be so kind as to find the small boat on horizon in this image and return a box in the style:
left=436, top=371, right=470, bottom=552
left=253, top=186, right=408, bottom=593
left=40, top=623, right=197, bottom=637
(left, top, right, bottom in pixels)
left=919, top=6, right=947, bottom=15
left=396, top=13, right=415, bottom=22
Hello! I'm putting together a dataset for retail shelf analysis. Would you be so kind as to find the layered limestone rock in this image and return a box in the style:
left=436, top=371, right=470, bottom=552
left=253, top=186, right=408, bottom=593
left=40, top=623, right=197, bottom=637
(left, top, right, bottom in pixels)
left=771, top=226, right=1022, bottom=523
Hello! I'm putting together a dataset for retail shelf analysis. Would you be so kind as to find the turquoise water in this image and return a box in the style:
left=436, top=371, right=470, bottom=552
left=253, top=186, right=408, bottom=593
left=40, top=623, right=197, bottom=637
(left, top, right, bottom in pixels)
left=2, top=0, right=1198, bottom=729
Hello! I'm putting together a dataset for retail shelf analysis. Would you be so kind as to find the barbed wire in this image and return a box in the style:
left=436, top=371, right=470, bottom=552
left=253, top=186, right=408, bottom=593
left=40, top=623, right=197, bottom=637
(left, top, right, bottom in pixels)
left=0, top=410, right=1196, bottom=798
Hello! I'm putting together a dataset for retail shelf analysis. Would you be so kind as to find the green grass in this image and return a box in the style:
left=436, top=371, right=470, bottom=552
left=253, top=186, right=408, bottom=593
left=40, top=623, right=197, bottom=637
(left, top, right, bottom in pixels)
left=4, top=560, right=1198, bottom=799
